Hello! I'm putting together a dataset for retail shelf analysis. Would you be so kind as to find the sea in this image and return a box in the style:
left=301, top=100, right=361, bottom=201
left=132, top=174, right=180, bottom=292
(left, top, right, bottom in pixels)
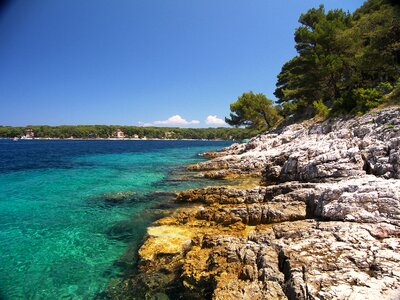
left=0, top=139, right=232, bottom=299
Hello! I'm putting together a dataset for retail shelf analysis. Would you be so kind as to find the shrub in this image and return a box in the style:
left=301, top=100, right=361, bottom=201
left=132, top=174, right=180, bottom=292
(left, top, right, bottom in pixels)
left=279, top=101, right=298, bottom=118
left=313, top=99, right=330, bottom=118
left=352, top=88, right=384, bottom=113
left=386, top=78, right=400, bottom=103
left=377, top=82, right=393, bottom=94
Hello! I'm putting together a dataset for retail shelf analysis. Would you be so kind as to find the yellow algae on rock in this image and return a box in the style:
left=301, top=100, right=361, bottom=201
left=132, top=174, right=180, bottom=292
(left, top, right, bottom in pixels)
left=139, top=224, right=194, bottom=261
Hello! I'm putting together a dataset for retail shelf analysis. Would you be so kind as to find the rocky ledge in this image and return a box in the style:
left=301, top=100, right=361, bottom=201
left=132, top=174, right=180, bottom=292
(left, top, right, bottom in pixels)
left=106, top=107, right=400, bottom=299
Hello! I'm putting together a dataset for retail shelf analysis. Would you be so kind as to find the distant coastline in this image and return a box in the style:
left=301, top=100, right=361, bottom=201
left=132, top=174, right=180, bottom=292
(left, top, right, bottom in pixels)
left=3, top=137, right=233, bottom=142
left=0, top=125, right=254, bottom=141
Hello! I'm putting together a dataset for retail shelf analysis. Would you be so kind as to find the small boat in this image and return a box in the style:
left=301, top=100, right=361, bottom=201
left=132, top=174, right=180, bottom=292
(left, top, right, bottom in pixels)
left=13, top=137, right=19, bottom=141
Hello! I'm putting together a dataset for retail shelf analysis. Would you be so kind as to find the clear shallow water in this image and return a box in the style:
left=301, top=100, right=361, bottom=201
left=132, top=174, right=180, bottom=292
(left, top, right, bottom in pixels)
left=0, top=140, right=231, bottom=299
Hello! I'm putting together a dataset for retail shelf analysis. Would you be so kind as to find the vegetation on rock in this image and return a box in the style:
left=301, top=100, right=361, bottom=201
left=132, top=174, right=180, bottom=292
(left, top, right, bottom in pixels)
left=228, top=0, right=400, bottom=132
left=276, top=0, right=399, bottom=114
left=225, top=92, right=282, bottom=131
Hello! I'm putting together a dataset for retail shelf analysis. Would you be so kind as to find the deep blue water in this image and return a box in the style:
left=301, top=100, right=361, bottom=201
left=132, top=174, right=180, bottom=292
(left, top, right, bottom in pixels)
left=0, top=140, right=231, bottom=299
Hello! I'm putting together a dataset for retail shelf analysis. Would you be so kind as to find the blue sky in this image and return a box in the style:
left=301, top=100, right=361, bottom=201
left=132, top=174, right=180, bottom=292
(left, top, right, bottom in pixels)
left=0, top=0, right=364, bottom=127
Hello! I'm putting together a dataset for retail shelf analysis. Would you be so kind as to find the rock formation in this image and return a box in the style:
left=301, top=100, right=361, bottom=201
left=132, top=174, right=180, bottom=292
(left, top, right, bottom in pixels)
left=106, top=107, right=400, bottom=299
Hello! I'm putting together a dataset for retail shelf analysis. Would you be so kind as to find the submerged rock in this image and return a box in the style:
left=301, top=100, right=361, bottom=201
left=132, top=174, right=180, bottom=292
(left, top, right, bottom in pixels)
left=103, top=191, right=137, bottom=204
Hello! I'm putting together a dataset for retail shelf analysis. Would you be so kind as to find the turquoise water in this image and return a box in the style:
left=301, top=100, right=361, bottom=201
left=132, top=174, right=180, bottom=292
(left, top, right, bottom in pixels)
left=0, top=140, right=230, bottom=299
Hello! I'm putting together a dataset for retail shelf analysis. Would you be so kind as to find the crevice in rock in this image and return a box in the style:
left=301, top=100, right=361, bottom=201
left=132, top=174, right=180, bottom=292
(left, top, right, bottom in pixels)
left=305, top=197, right=317, bottom=219
left=362, top=154, right=372, bottom=175
left=278, top=248, right=299, bottom=300
left=302, top=265, right=311, bottom=300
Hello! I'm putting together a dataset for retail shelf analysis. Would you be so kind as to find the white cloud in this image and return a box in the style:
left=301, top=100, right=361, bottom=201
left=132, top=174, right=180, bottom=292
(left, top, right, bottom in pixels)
left=205, top=115, right=226, bottom=126
left=153, top=115, right=200, bottom=126
left=137, top=121, right=154, bottom=127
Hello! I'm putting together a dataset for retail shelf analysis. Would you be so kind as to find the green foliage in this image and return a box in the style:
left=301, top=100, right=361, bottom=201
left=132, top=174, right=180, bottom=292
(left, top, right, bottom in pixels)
left=377, top=82, right=394, bottom=94
left=332, top=88, right=384, bottom=114
left=331, top=96, right=351, bottom=114
left=274, top=0, right=400, bottom=116
left=313, top=99, right=330, bottom=118
left=231, top=0, right=399, bottom=123
left=225, top=92, right=281, bottom=132
left=351, top=88, right=384, bottom=112
left=387, top=78, right=400, bottom=102
left=275, top=5, right=352, bottom=106
left=277, top=101, right=298, bottom=118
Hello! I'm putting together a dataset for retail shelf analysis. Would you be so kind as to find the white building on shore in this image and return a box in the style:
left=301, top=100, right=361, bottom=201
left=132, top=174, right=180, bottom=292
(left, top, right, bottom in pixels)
left=22, top=129, right=35, bottom=139
left=114, top=129, right=125, bottom=138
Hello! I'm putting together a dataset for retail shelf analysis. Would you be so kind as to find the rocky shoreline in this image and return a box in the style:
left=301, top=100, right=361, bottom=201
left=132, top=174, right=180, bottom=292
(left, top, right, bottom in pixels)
left=105, top=107, right=400, bottom=299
